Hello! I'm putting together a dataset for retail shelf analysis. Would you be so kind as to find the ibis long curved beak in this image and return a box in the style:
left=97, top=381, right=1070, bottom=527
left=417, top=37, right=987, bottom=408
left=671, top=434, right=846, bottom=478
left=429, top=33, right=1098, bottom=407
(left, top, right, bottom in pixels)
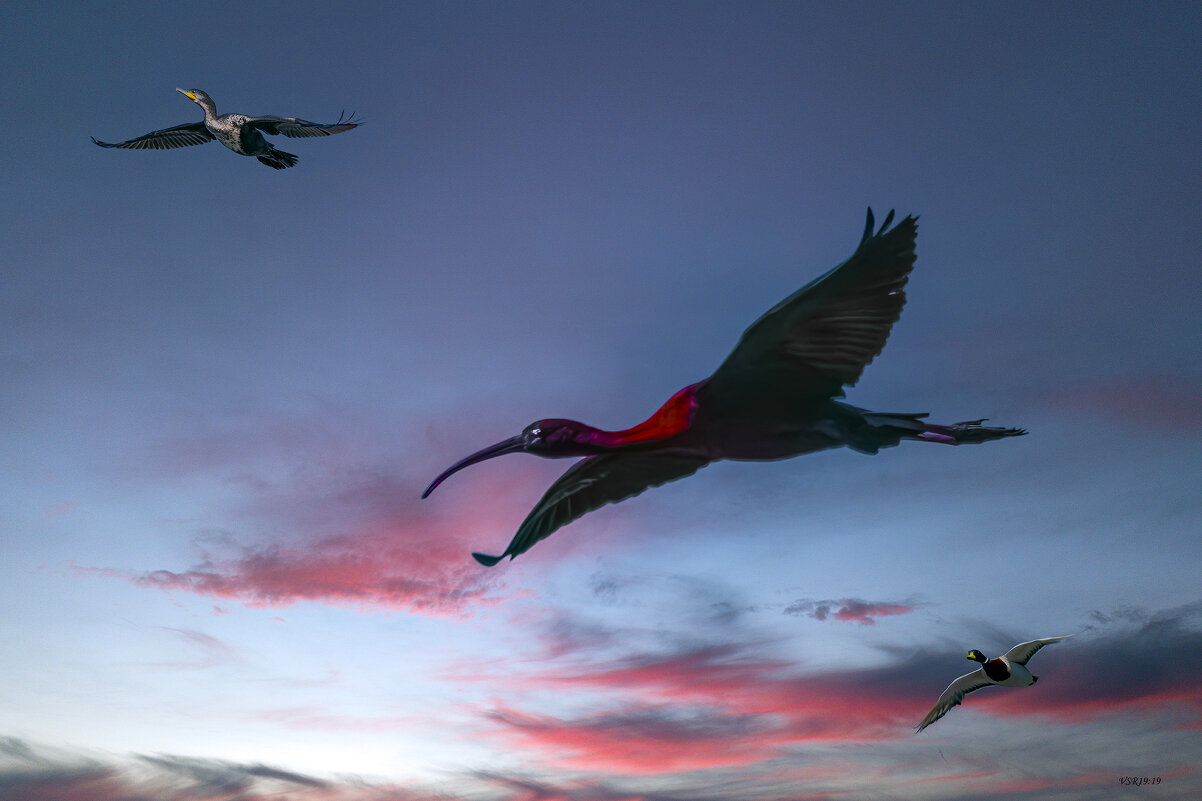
left=422, top=435, right=526, bottom=498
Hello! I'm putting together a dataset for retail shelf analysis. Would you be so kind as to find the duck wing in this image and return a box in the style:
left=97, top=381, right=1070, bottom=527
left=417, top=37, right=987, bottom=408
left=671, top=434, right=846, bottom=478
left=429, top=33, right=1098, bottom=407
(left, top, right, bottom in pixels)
left=1003, top=635, right=1074, bottom=666
left=248, top=112, right=362, bottom=138
left=91, top=121, right=213, bottom=150
left=707, top=208, right=917, bottom=401
left=916, top=668, right=994, bottom=733
left=472, top=452, right=711, bottom=566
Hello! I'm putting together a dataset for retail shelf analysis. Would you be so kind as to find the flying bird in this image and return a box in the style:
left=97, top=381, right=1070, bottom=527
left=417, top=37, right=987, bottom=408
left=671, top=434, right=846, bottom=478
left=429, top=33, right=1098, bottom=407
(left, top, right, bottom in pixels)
left=91, top=89, right=361, bottom=169
left=916, top=635, right=1074, bottom=733
left=424, top=209, right=1027, bottom=566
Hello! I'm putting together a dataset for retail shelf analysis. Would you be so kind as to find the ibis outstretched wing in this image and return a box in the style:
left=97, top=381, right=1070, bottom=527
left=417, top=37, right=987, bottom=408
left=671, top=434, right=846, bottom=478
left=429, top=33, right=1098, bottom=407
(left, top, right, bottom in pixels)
left=709, top=208, right=918, bottom=401
left=473, top=452, right=711, bottom=566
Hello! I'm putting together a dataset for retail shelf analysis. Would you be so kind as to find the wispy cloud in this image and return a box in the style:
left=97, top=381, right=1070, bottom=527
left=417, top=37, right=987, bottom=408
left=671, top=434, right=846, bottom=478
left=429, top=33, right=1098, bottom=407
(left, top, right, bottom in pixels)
left=0, top=737, right=449, bottom=801
left=782, top=597, right=918, bottom=625
left=477, top=643, right=916, bottom=772
left=87, top=525, right=501, bottom=617
left=142, top=626, right=240, bottom=669
left=453, top=619, right=921, bottom=779
left=486, top=703, right=774, bottom=774
left=454, top=601, right=1202, bottom=786
left=135, top=527, right=495, bottom=615
left=75, top=467, right=540, bottom=617
left=970, top=602, right=1202, bottom=728
left=1042, top=374, right=1202, bottom=431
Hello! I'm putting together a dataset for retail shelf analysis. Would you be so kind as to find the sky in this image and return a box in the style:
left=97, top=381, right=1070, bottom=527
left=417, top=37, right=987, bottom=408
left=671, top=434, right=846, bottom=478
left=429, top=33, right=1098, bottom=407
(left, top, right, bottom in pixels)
left=2, top=1, right=1201, bottom=799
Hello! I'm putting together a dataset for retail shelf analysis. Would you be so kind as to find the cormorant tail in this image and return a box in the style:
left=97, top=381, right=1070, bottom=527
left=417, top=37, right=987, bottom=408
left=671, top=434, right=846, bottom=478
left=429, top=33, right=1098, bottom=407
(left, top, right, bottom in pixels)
left=257, top=149, right=298, bottom=169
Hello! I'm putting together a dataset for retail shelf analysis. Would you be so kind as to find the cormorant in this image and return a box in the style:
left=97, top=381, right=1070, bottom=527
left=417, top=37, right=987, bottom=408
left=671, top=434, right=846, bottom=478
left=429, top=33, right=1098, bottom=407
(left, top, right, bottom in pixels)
left=91, top=89, right=361, bottom=169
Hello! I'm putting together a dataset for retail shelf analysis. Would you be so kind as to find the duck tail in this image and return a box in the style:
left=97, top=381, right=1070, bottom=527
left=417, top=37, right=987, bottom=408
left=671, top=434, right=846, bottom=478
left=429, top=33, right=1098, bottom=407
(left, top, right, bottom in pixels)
left=257, top=148, right=298, bottom=169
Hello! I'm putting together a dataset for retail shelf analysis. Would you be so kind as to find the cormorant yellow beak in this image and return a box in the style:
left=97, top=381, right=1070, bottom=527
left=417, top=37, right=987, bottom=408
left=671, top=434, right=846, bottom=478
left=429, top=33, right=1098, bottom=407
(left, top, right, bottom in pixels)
left=177, top=89, right=198, bottom=101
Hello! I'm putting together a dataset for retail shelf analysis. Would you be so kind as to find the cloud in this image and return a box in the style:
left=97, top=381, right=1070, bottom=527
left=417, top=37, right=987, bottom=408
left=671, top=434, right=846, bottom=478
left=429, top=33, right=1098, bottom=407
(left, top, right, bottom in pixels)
left=486, top=703, right=773, bottom=774
left=783, top=597, right=918, bottom=625
left=971, top=602, right=1202, bottom=728
left=0, top=738, right=449, bottom=801
left=468, top=642, right=920, bottom=776
left=101, top=525, right=497, bottom=617
left=75, top=468, right=541, bottom=617
left=7, top=593, right=1202, bottom=801
left=1042, top=374, right=1202, bottom=431
left=254, top=706, right=416, bottom=732
left=134, top=753, right=328, bottom=796
left=1, top=734, right=1192, bottom=801
left=144, top=627, right=240, bottom=669
left=461, top=601, right=1202, bottom=781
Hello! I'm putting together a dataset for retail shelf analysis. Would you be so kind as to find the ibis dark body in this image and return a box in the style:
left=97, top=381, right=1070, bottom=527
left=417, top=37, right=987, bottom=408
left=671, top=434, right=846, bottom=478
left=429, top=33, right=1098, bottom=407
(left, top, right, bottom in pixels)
left=91, top=89, right=361, bottom=169
left=424, top=209, right=1026, bottom=566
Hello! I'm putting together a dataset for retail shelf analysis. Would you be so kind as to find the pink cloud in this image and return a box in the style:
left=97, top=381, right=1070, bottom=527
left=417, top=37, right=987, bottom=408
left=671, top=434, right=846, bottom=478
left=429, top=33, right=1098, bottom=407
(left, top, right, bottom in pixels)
left=539, top=647, right=918, bottom=738
left=953, top=614, right=1202, bottom=730
left=75, top=476, right=540, bottom=617
left=71, top=412, right=591, bottom=617
left=830, top=599, right=915, bottom=623
left=127, top=524, right=502, bottom=617
left=973, top=679, right=1202, bottom=729
left=43, top=500, right=79, bottom=518
left=467, top=645, right=924, bottom=775
left=1043, top=374, right=1202, bottom=430
left=783, top=597, right=918, bottom=625
left=485, top=704, right=776, bottom=774
left=461, top=609, right=1202, bottom=778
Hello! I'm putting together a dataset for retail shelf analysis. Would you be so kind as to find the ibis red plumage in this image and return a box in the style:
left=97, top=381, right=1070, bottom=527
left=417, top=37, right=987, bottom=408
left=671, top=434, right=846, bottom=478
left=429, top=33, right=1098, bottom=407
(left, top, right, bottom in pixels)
left=424, top=209, right=1026, bottom=566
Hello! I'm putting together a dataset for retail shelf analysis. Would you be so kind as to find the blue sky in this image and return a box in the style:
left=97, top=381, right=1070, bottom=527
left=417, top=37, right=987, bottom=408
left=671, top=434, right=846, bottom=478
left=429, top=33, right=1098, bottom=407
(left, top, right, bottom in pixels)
left=2, top=2, right=1200, bottom=799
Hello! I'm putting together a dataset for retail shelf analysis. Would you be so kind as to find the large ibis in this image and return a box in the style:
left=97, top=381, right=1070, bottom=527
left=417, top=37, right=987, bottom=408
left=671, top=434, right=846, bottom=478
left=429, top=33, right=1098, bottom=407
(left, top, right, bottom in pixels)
left=424, top=209, right=1025, bottom=566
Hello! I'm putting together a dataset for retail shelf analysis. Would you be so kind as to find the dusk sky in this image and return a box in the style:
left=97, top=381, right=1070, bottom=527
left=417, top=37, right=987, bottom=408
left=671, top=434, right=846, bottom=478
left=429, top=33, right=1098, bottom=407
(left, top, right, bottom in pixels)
left=3, top=2, right=1201, bottom=799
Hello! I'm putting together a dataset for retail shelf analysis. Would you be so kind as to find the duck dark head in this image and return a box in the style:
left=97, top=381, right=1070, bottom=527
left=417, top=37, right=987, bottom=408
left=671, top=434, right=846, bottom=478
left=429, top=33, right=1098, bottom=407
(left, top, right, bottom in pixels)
left=967, top=649, right=988, bottom=663
left=421, top=419, right=604, bottom=499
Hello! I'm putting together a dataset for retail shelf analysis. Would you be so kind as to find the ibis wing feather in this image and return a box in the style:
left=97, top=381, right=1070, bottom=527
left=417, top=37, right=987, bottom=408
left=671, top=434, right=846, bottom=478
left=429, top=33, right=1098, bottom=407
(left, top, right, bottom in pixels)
left=248, top=112, right=362, bottom=138
left=710, top=208, right=918, bottom=396
left=916, top=669, right=994, bottom=733
left=1002, top=635, right=1073, bottom=666
left=91, top=121, right=214, bottom=150
left=477, top=452, right=711, bottom=564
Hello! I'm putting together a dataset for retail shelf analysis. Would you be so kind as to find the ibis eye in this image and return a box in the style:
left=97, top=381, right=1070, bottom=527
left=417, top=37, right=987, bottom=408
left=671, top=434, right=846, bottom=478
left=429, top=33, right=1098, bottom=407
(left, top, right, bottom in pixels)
left=530, top=428, right=541, bottom=437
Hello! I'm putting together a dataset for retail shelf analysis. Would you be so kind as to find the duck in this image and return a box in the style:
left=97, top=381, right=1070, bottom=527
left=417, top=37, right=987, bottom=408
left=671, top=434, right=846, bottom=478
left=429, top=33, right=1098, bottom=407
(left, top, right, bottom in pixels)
left=916, top=635, right=1073, bottom=732
left=91, top=89, right=361, bottom=169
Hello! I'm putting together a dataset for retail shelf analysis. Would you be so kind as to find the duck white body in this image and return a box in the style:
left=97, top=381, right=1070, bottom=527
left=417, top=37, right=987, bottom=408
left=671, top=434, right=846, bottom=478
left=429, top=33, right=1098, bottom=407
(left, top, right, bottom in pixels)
left=916, top=635, right=1073, bottom=733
